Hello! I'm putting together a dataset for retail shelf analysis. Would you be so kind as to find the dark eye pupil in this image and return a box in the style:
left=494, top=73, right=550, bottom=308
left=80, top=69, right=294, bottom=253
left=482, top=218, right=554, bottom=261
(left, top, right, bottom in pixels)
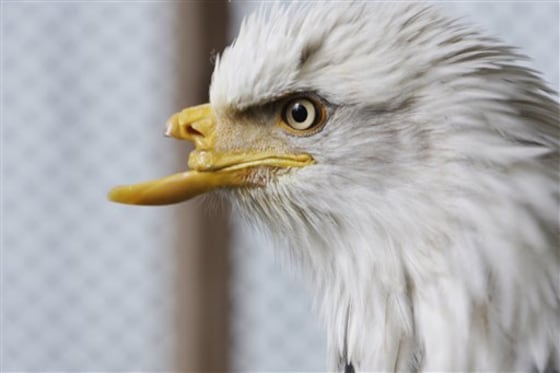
left=291, top=103, right=308, bottom=123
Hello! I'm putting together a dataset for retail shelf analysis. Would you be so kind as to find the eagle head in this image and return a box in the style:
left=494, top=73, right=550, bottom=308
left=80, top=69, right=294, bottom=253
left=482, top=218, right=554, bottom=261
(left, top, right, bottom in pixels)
left=110, top=2, right=559, bottom=371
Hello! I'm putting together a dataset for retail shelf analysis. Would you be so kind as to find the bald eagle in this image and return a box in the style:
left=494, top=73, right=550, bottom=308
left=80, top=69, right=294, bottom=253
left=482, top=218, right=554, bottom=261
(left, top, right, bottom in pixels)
left=110, top=2, right=559, bottom=371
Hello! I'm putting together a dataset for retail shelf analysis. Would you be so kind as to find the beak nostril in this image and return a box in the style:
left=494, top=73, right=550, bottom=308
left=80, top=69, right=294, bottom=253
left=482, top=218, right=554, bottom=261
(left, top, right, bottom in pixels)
left=187, top=125, right=204, bottom=137
left=166, top=104, right=213, bottom=141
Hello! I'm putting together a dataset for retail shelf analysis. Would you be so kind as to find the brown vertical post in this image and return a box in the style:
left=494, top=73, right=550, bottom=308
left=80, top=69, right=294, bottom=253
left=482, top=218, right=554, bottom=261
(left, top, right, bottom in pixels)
left=170, top=2, right=230, bottom=371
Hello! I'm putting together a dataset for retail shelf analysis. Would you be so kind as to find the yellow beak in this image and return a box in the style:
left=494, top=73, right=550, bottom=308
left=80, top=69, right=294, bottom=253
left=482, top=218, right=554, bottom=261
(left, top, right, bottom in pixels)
left=108, top=104, right=314, bottom=205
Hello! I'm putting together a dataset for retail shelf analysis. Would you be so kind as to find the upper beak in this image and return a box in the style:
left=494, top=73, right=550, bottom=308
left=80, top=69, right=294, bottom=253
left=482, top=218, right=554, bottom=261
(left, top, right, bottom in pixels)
left=108, top=103, right=314, bottom=205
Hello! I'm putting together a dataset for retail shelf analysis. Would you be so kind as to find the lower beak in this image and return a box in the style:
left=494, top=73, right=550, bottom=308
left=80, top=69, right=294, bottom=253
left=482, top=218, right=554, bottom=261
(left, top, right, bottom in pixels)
left=108, top=168, right=255, bottom=206
left=108, top=104, right=314, bottom=206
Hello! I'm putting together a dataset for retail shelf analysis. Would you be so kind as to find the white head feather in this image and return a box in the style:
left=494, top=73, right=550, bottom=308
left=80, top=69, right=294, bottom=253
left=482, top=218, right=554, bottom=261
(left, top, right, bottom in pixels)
left=210, top=2, right=559, bottom=371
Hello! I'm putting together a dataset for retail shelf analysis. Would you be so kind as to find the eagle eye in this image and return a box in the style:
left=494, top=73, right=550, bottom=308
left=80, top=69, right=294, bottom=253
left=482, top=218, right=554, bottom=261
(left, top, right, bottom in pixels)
left=280, top=96, right=326, bottom=135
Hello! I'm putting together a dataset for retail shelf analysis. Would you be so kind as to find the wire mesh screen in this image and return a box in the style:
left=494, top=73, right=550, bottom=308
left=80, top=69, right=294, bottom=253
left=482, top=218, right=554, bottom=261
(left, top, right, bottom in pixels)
left=3, top=2, right=187, bottom=370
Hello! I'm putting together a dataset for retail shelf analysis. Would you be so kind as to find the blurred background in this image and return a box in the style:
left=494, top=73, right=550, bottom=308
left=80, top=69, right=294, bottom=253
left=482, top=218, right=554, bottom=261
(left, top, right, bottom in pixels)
left=2, top=1, right=558, bottom=371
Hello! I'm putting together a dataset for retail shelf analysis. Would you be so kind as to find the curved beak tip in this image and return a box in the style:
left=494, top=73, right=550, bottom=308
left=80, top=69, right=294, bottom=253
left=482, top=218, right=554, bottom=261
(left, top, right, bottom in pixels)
left=107, top=186, right=135, bottom=205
